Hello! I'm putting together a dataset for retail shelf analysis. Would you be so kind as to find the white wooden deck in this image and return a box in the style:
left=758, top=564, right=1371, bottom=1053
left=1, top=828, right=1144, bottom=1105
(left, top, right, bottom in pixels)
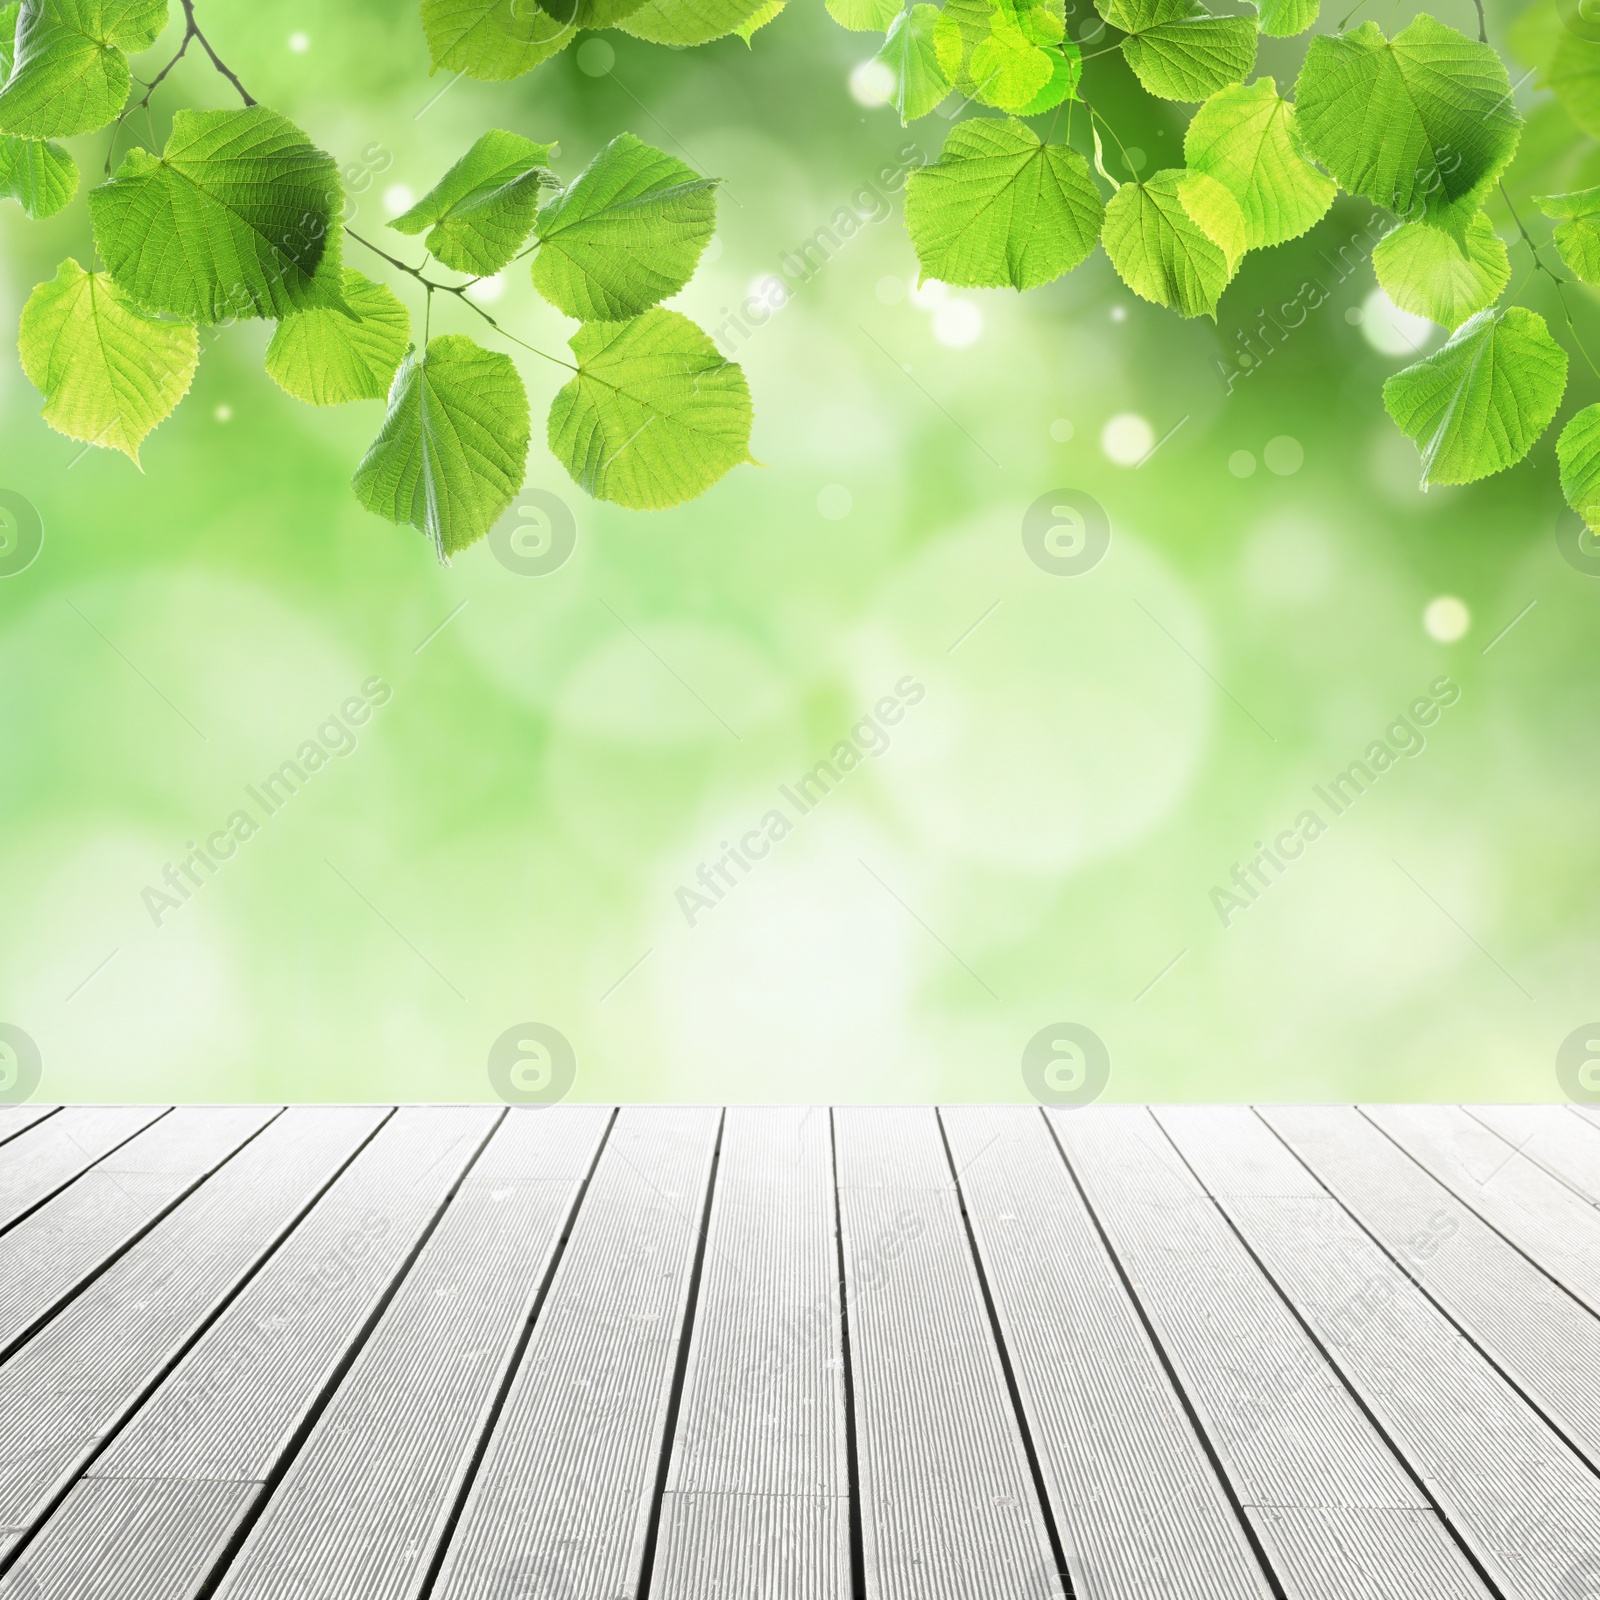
left=0, top=1103, right=1597, bottom=1597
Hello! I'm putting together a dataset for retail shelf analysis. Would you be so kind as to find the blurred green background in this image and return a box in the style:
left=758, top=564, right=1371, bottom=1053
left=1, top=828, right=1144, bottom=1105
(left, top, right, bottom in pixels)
left=1, top=0, right=1595, bottom=1105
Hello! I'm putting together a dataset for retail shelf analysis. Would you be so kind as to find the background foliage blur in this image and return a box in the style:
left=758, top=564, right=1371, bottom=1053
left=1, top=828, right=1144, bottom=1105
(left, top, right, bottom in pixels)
left=1, top=0, right=1595, bottom=1104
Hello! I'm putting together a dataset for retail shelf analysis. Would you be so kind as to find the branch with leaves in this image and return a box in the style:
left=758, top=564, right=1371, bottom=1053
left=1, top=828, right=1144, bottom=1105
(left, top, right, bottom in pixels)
left=0, top=0, right=756, bottom=562
left=820, top=0, right=1600, bottom=528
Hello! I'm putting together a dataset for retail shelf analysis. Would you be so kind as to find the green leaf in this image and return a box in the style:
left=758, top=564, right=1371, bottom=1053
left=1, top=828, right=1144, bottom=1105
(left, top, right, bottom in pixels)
left=548, top=308, right=753, bottom=509
left=1559, top=403, right=1600, bottom=530
left=0, top=0, right=166, bottom=138
left=903, top=115, right=1103, bottom=289
left=1382, top=306, right=1567, bottom=487
left=419, top=0, right=574, bottom=80
left=1253, top=0, right=1316, bottom=39
left=1537, top=186, right=1600, bottom=283
left=1014, top=42, right=1082, bottom=113
left=1294, top=16, right=1521, bottom=238
left=735, top=0, right=784, bottom=37
left=1548, top=33, right=1600, bottom=140
left=1372, top=211, right=1508, bottom=327
left=390, top=129, right=556, bottom=277
left=1176, top=168, right=1247, bottom=265
left=265, top=270, right=410, bottom=405
left=0, top=1, right=15, bottom=76
left=18, top=257, right=197, bottom=463
left=1184, top=78, right=1334, bottom=248
left=351, top=333, right=530, bottom=559
left=934, top=0, right=1063, bottom=111
left=532, top=133, right=717, bottom=322
left=827, top=0, right=897, bottom=30
left=90, top=106, right=346, bottom=324
left=875, top=5, right=952, bottom=123
left=0, top=131, right=75, bottom=216
left=1101, top=166, right=1236, bottom=317
left=617, top=0, right=773, bottom=45
left=1119, top=9, right=1257, bottom=104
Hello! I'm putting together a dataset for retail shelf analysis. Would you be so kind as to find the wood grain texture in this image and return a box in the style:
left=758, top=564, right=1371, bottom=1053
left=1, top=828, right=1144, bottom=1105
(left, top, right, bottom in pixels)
left=836, top=1106, right=1063, bottom=1600
left=1158, top=1104, right=1600, bottom=1598
left=0, top=1106, right=57, bottom=1147
left=214, top=1105, right=612, bottom=1600
left=652, top=1106, right=849, bottom=1600
left=1364, top=1102, right=1600, bottom=1314
left=1053, top=1106, right=1491, bottom=1599
left=0, top=1106, right=383, bottom=1555
left=1265, top=1104, right=1600, bottom=1470
left=4, top=1109, right=502, bottom=1600
left=0, top=1107, right=278, bottom=1358
left=1465, top=1104, right=1600, bottom=1205
left=430, top=1105, right=722, bottom=1600
left=944, top=1106, right=1272, bottom=1600
left=0, top=1107, right=165, bottom=1232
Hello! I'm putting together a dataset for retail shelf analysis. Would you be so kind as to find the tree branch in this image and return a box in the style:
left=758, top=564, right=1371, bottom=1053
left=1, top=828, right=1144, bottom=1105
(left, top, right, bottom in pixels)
left=179, top=0, right=256, bottom=105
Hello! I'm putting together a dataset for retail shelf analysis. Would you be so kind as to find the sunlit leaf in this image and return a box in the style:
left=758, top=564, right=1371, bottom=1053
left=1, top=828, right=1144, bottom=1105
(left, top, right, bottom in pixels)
left=1372, top=211, right=1508, bottom=327
left=904, top=115, right=1103, bottom=289
left=351, top=333, right=530, bottom=558
left=0, top=130, right=75, bottom=216
left=1101, top=166, right=1236, bottom=317
left=532, top=133, right=717, bottom=321
left=90, top=106, right=346, bottom=323
left=1538, top=185, right=1600, bottom=282
left=1253, top=0, right=1316, bottom=39
left=420, top=0, right=574, bottom=80
left=1559, top=402, right=1600, bottom=530
left=1295, top=15, right=1520, bottom=240
left=548, top=308, right=754, bottom=508
left=1383, top=306, right=1566, bottom=486
left=18, top=257, right=197, bottom=463
left=1184, top=77, right=1334, bottom=248
left=0, top=0, right=167, bottom=138
left=265, top=270, right=410, bottom=405
left=875, top=4, right=953, bottom=123
left=391, top=129, right=556, bottom=276
left=617, top=0, right=772, bottom=45
left=827, top=0, right=897, bottom=31
left=1119, top=8, right=1257, bottom=103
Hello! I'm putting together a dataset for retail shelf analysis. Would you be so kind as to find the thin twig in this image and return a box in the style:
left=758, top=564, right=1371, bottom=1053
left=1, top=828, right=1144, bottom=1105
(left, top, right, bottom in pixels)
left=344, top=228, right=577, bottom=370
left=1471, top=0, right=1487, bottom=41
left=179, top=0, right=255, bottom=104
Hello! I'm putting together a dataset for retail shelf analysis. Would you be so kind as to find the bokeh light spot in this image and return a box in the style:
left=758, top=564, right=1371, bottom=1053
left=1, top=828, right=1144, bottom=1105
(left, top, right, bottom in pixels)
left=932, top=299, right=982, bottom=347
left=1228, top=450, right=1255, bottom=478
left=1101, top=413, right=1154, bottom=465
left=1049, top=417, right=1074, bottom=443
left=1264, top=435, right=1304, bottom=475
left=577, top=37, right=615, bottom=74
left=849, top=59, right=896, bottom=106
left=818, top=484, right=853, bottom=520
left=1424, top=595, right=1471, bottom=642
left=1360, top=289, right=1432, bottom=356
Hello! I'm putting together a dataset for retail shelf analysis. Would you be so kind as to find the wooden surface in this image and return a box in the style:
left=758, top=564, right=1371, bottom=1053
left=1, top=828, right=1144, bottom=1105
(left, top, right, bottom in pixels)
left=0, top=1102, right=1597, bottom=1599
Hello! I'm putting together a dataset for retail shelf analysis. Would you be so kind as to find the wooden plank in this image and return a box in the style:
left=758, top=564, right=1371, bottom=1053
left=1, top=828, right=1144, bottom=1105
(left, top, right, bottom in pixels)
left=0, top=1107, right=166, bottom=1232
left=0, top=1105, right=384, bottom=1555
left=0, top=1107, right=278, bottom=1358
left=430, top=1106, right=721, bottom=1600
left=212, top=1105, right=611, bottom=1600
left=652, top=1106, right=849, bottom=1600
left=1263, top=1105, right=1600, bottom=1472
left=0, top=1107, right=58, bottom=1148
left=1362, top=1103, right=1600, bottom=1317
left=1158, top=1105, right=1600, bottom=1596
left=940, top=1106, right=1270, bottom=1600
left=1052, top=1106, right=1492, bottom=1600
left=835, top=1105, right=1063, bottom=1600
left=1465, top=1104, right=1600, bottom=1205
left=7, top=1107, right=501, bottom=1600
